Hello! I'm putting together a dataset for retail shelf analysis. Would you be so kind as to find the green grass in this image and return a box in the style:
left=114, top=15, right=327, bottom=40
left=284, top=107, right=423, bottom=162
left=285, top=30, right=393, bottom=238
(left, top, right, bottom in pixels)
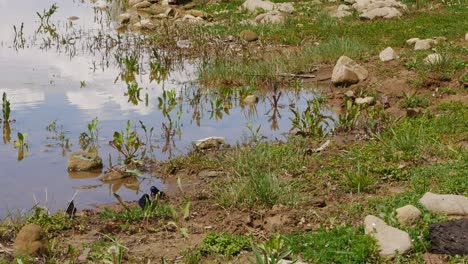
left=197, top=232, right=252, bottom=258
left=26, top=207, right=73, bottom=233
left=399, top=92, right=429, bottom=108
left=99, top=201, right=173, bottom=222
left=286, top=226, right=378, bottom=263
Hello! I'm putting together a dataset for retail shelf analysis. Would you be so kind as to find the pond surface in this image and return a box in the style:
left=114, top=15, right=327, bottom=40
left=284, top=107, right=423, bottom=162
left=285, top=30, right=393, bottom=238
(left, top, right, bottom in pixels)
left=0, top=0, right=327, bottom=217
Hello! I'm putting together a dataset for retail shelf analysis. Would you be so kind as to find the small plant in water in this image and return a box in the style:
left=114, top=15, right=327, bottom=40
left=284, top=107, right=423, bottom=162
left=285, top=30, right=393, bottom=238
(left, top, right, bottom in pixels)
left=13, top=132, right=28, bottom=161
left=124, top=81, right=142, bottom=105
left=252, top=234, right=292, bottom=264
left=290, top=98, right=332, bottom=138
left=2, top=92, right=11, bottom=122
left=336, top=99, right=362, bottom=132
left=110, top=120, right=143, bottom=164
left=79, top=117, right=99, bottom=151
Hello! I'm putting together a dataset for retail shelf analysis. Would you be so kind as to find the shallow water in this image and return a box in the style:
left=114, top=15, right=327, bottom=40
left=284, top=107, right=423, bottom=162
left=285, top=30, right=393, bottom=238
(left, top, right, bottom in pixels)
left=0, top=0, right=329, bottom=217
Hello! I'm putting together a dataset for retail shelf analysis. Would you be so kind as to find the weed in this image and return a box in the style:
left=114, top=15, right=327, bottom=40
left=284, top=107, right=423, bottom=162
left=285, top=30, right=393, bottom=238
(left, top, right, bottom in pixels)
left=110, top=120, right=143, bottom=164
left=80, top=80, right=86, bottom=88
left=79, top=117, right=99, bottom=152
left=2, top=92, right=11, bottom=122
left=46, top=120, right=72, bottom=155
left=252, top=234, right=292, bottom=264
left=244, top=123, right=266, bottom=144
left=400, top=92, right=429, bottom=109
left=26, top=207, right=73, bottom=233
left=336, top=100, right=362, bottom=132
left=286, top=226, right=378, bottom=263
left=124, top=81, right=143, bottom=105
left=99, top=200, right=172, bottom=223
left=13, top=132, right=28, bottom=161
left=197, top=232, right=251, bottom=258
left=344, top=164, right=376, bottom=193
left=290, top=99, right=333, bottom=138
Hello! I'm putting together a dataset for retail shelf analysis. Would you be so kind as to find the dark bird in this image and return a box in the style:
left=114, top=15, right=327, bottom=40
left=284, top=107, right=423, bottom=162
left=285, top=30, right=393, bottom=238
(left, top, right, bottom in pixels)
left=150, top=186, right=166, bottom=200
left=138, top=194, right=150, bottom=209
left=66, top=200, right=77, bottom=218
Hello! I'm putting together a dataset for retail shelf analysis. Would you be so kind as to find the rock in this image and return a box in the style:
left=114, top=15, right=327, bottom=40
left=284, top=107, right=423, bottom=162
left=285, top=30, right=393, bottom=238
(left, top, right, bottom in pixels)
left=77, top=248, right=91, bottom=263
left=360, top=6, right=401, bottom=19
left=129, top=0, right=144, bottom=6
left=331, top=56, right=368, bottom=85
left=182, top=14, right=204, bottom=23
left=355, top=96, right=374, bottom=105
left=331, top=10, right=352, bottom=18
left=255, top=10, right=285, bottom=24
left=364, top=215, right=412, bottom=257
left=428, top=218, right=468, bottom=255
left=176, top=39, right=192, bottom=49
left=406, top=108, right=421, bottom=117
left=67, top=152, right=103, bottom=171
left=465, top=33, right=468, bottom=41
left=379, top=47, right=396, bottom=62
left=414, top=39, right=434, bottom=50
left=195, top=137, right=225, bottom=150
left=276, top=2, right=295, bottom=13
left=243, top=95, right=258, bottom=104
left=100, top=170, right=129, bottom=182
left=148, top=5, right=167, bottom=15
left=240, top=30, right=259, bottom=41
left=241, top=0, right=275, bottom=12
left=14, top=224, right=48, bottom=256
left=140, top=19, right=156, bottom=30
left=118, top=13, right=132, bottom=24
left=396, top=205, right=421, bottom=226
left=406, top=38, right=420, bottom=45
left=187, top=10, right=207, bottom=18
left=419, top=192, right=468, bottom=215
left=424, top=53, right=442, bottom=65
left=133, top=1, right=152, bottom=9
left=310, top=198, right=327, bottom=208
left=344, top=90, right=355, bottom=98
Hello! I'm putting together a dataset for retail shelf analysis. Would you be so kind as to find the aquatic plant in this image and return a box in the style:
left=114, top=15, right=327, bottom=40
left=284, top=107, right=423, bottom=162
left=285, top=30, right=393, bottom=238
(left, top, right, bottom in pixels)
left=79, top=117, right=99, bottom=151
left=13, top=23, right=25, bottom=50
left=45, top=120, right=71, bottom=155
left=110, top=120, right=143, bottom=164
left=2, top=92, right=11, bottom=122
left=290, top=99, right=332, bottom=138
left=336, top=99, right=362, bottom=132
left=13, top=132, right=28, bottom=161
left=36, top=4, right=58, bottom=26
left=124, top=81, right=142, bottom=105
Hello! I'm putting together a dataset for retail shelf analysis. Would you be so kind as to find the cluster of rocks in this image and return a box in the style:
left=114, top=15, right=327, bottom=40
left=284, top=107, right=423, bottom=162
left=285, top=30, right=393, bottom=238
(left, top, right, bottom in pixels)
left=240, top=0, right=295, bottom=24
left=331, top=0, right=407, bottom=19
left=406, top=37, right=446, bottom=50
left=364, top=192, right=468, bottom=258
left=116, top=0, right=212, bottom=31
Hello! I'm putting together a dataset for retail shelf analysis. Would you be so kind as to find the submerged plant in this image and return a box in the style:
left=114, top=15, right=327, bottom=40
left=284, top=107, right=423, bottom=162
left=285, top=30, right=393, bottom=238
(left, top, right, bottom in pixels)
left=110, top=120, right=143, bottom=164
left=2, top=92, right=11, bottom=122
left=124, top=81, right=142, bottom=105
left=79, top=117, right=99, bottom=151
left=13, top=132, right=28, bottom=161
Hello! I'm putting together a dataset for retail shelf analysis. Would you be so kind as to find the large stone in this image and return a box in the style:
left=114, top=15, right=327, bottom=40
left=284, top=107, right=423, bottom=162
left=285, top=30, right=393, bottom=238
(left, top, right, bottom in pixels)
left=406, top=38, right=420, bottom=45
left=331, top=10, right=352, bottom=18
left=276, top=2, right=295, bottom=13
left=360, top=6, right=401, bottom=19
left=364, top=215, right=412, bottom=257
left=331, top=56, right=368, bottom=85
left=414, top=39, right=433, bottom=50
left=424, top=53, right=442, bottom=65
left=379, top=47, right=396, bottom=62
left=241, top=0, right=275, bottom=12
left=67, top=152, right=103, bottom=171
left=419, top=192, right=468, bottom=215
left=14, top=224, right=48, bottom=256
left=396, top=205, right=421, bottom=226
left=255, top=10, right=285, bottom=24
left=195, top=137, right=225, bottom=150
left=240, top=30, right=259, bottom=41
left=243, top=95, right=259, bottom=104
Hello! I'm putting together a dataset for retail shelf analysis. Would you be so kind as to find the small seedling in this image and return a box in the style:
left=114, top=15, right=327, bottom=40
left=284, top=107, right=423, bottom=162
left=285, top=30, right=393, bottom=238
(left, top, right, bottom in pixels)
left=110, top=120, right=143, bottom=164
left=2, top=92, right=11, bottom=122
left=252, top=234, right=292, bottom=264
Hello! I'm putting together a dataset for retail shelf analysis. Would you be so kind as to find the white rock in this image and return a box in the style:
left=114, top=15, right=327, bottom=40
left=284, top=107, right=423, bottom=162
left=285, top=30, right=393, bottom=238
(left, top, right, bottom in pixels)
left=332, top=56, right=368, bottom=85
left=255, top=10, right=285, bottom=24
left=414, top=39, right=433, bottom=50
left=355, top=96, right=374, bottom=105
left=338, top=4, right=352, bottom=10
left=379, top=47, right=396, bottom=62
left=277, top=2, right=295, bottom=13
left=364, top=215, right=412, bottom=257
left=241, top=0, right=275, bottom=12
left=406, top=38, right=420, bottom=45
left=195, top=137, right=226, bottom=150
left=243, top=95, right=258, bottom=104
left=465, top=33, right=468, bottom=41
left=396, top=205, right=421, bottom=226
left=360, top=6, right=401, bottom=20
left=419, top=192, right=468, bottom=215
left=176, top=39, right=192, bottom=49
left=424, top=53, right=442, bottom=65
left=344, top=0, right=356, bottom=3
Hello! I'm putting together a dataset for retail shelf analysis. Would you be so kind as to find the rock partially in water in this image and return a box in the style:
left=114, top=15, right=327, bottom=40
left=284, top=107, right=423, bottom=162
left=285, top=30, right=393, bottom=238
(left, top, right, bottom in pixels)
left=100, top=170, right=128, bottom=182
left=243, top=95, right=259, bottom=104
left=195, top=137, right=225, bottom=150
left=429, top=218, right=468, bottom=255
left=379, top=47, right=396, bottom=62
left=332, top=56, right=368, bottom=85
left=14, top=224, right=48, bottom=256
left=240, top=30, right=259, bottom=42
left=67, top=152, right=103, bottom=172
left=419, top=192, right=468, bottom=215
left=396, top=205, right=421, bottom=226
left=424, top=53, right=442, bottom=65
left=364, top=215, right=412, bottom=257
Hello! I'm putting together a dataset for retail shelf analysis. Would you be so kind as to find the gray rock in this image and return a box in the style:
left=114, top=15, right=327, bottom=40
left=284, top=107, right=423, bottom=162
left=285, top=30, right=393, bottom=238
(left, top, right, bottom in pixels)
left=396, top=205, right=421, bottom=226
left=195, top=137, right=225, bottom=150
left=364, top=215, right=412, bottom=257
left=414, top=39, right=434, bottom=50
left=331, top=10, right=352, bottom=18
left=241, top=0, right=275, bottom=12
left=419, top=192, right=468, bottom=215
left=14, top=224, right=48, bottom=256
left=424, top=53, right=442, bottom=65
left=276, top=2, right=295, bottom=13
left=406, top=38, right=420, bottom=45
left=465, top=33, right=468, bottom=41
left=355, top=96, right=374, bottom=105
left=379, top=47, right=396, bottom=62
left=67, top=152, right=103, bottom=171
left=240, top=30, right=259, bottom=41
left=360, top=6, right=401, bottom=19
left=140, top=19, right=156, bottom=30
left=344, top=90, right=355, bottom=98
left=133, top=1, right=151, bottom=9
left=332, top=55, right=368, bottom=85
left=255, top=10, right=285, bottom=24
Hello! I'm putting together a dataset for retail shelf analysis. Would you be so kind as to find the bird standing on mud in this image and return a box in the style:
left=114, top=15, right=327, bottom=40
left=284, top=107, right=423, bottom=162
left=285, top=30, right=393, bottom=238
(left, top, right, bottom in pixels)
left=138, top=186, right=167, bottom=209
